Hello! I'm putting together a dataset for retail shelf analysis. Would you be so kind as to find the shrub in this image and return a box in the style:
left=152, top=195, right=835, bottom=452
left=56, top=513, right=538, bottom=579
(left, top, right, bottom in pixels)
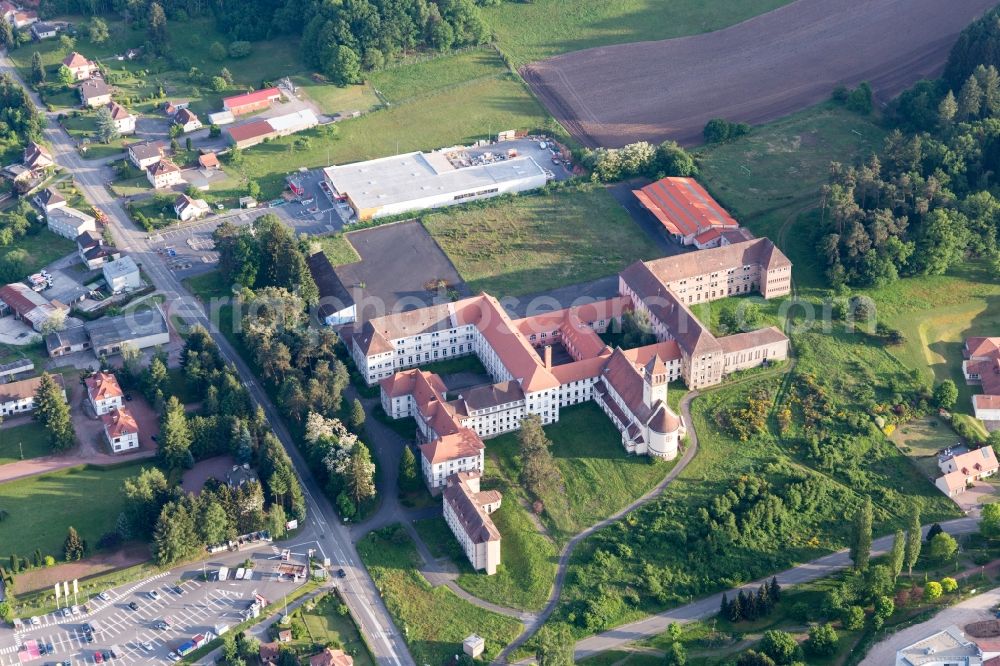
left=703, top=118, right=751, bottom=143
left=805, top=623, right=838, bottom=656
left=228, top=41, right=252, bottom=58
left=924, top=581, right=943, bottom=600
left=842, top=605, right=865, bottom=630
left=941, top=577, right=958, bottom=593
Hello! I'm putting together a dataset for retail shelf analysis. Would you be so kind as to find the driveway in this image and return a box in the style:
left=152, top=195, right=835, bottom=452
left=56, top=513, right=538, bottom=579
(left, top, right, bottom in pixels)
left=860, top=587, right=1000, bottom=665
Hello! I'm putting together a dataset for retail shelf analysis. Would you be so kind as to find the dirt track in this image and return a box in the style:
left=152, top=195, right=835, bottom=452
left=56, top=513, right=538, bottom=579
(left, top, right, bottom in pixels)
left=523, top=0, right=998, bottom=148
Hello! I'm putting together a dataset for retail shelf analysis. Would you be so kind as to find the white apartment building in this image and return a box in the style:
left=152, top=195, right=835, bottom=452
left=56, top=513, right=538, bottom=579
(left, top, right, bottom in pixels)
left=443, top=471, right=502, bottom=575
left=0, top=374, right=65, bottom=416
left=85, top=371, right=123, bottom=415
left=102, top=407, right=139, bottom=452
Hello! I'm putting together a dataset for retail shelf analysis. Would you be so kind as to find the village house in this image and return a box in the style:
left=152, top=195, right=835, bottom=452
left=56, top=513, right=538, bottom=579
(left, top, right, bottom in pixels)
left=127, top=140, right=165, bottom=169
left=197, top=152, right=220, bottom=171
left=105, top=101, right=136, bottom=135
left=32, top=186, right=65, bottom=213
left=964, top=336, right=1000, bottom=428
left=47, top=206, right=96, bottom=240
left=173, top=108, right=202, bottom=133
left=259, top=642, right=280, bottom=666
left=223, top=87, right=282, bottom=115
left=146, top=158, right=182, bottom=189
left=23, top=141, right=53, bottom=171
left=443, top=471, right=502, bottom=575
left=0, top=283, right=68, bottom=332
left=0, top=374, right=65, bottom=416
left=62, top=52, right=98, bottom=81
left=31, top=21, right=56, bottom=39
left=102, top=255, right=141, bottom=294
left=85, top=371, right=123, bottom=415
left=79, top=77, right=112, bottom=108
left=163, top=100, right=189, bottom=117
left=12, top=9, right=35, bottom=27
left=935, top=446, right=1000, bottom=498
left=102, top=407, right=139, bottom=452
left=308, top=648, right=353, bottom=666
left=76, top=230, right=120, bottom=269
left=173, top=194, right=210, bottom=221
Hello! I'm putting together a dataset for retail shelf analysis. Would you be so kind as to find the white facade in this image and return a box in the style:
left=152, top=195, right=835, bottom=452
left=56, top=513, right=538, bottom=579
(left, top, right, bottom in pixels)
left=102, top=256, right=141, bottom=293
left=107, top=427, right=138, bottom=452
left=423, top=448, right=485, bottom=489
left=47, top=207, right=97, bottom=240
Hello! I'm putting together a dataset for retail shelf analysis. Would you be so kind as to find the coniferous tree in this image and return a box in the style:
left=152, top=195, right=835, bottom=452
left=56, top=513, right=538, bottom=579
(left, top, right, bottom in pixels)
left=147, top=2, right=169, bottom=54
left=0, top=17, right=13, bottom=48
left=720, top=592, right=729, bottom=618
left=398, top=446, right=420, bottom=495
left=63, top=526, right=85, bottom=561
left=519, top=414, right=562, bottom=501
left=349, top=398, right=365, bottom=431
left=30, top=51, right=44, bottom=84
left=768, top=576, right=781, bottom=603
left=34, top=373, right=74, bottom=451
left=888, top=529, right=906, bottom=580
left=95, top=105, right=119, bottom=143
left=346, top=441, right=376, bottom=505
left=159, top=396, right=193, bottom=470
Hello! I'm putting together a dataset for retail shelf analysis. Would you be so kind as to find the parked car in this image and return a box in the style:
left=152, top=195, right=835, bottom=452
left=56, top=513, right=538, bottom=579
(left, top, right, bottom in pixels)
left=337, top=568, right=347, bottom=578
left=94, top=651, right=103, bottom=663
left=98, top=592, right=111, bottom=602
left=127, top=602, right=139, bottom=611
left=29, top=616, right=40, bottom=625
left=171, top=586, right=183, bottom=595
left=147, top=590, right=160, bottom=600
left=70, top=606, right=81, bottom=616
left=139, top=641, right=153, bottom=651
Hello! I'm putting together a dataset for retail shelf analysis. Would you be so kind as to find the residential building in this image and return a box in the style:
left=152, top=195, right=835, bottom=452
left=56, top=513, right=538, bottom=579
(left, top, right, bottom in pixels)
left=127, top=140, right=165, bottom=169
left=0, top=282, right=68, bottom=331
left=79, top=77, right=112, bottom=108
left=307, top=252, right=356, bottom=326
left=163, top=100, right=189, bottom=116
left=222, top=87, right=282, bottom=115
left=634, top=177, right=740, bottom=247
left=2, top=163, right=34, bottom=188
left=85, top=371, right=123, bottom=415
left=443, top=471, right=502, bottom=575
left=146, top=159, right=182, bottom=189
left=23, top=141, right=53, bottom=171
left=173, top=108, right=202, bottom=133
left=895, top=624, right=1000, bottom=665
left=33, top=186, right=66, bottom=213
left=45, top=326, right=90, bottom=356
left=964, top=336, right=1000, bottom=427
left=62, top=52, right=98, bottom=80
left=102, top=255, right=141, bottom=293
left=308, top=648, right=353, bottom=666
left=935, top=446, right=1000, bottom=498
left=105, top=101, right=136, bottom=135
left=12, top=10, right=35, bottom=28
left=31, top=22, right=56, bottom=39
left=84, top=305, right=169, bottom=357
left=76, top=230, right=120, bottom=269
left=0, top=373, right=65, bottom=416
left=173, top=194, right=210, bottom=221
left=322, top=149, right=548, bottom=221
left=259, top=642, right=280, bottom=666
left=102, top=407, right=139, bottom=452
left=225, top=109, right=319, bottom=149
left=47, top=206, right=97, bottom=240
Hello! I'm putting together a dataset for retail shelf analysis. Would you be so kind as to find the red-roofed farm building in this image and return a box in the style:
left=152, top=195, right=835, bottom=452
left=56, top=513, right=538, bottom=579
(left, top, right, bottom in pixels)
left=634, top=177, right=740, bottom=248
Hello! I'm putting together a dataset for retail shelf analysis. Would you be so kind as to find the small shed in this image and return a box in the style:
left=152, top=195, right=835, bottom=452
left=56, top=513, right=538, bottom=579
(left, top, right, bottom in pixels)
left=463, top=634, right=485, bottom=658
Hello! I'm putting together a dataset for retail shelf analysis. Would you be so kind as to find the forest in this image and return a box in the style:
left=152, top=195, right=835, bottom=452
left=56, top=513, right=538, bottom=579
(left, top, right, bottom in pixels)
left=35, top=0, right=495, bottom=83
left=818, top=6, right=1000, bottom=287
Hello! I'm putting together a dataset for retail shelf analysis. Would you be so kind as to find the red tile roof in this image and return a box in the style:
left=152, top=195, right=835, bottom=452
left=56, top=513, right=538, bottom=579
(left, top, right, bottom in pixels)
left=223, top=87, right=281, bottom=110
left=226, top=120, right=273, bottom=143
left=106, top=101, right=131, bottom=120
left=101, top=407, right=138, bottom=438
left=443, top=472, right=500, bottom=544
left=198, top=152, right=219, bottom=169
left=420, top=427, right=484, bottom=465
left=634, top=177, right=739, bottom=238
left=85, top=371, right=122, bottom=402
left=62, top=51, right=91, bottom=69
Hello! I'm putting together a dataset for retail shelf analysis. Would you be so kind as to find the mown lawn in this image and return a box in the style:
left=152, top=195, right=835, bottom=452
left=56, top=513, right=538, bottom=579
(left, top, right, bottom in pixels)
left=60, top=113, right=129, bottom=160
left=422, top=185, right=661, bottom=297
left=369, top=49, right=509, bottom=104
left=233, top=73, right=559, bottom=199
left=311, top=233, right=361, bottom=266
left=1, top=228, right=76, bottom=277
left=0, top=421, right=52, bottom=466
left=483, top=0, right=794, bottom=67
left=0, top=462, right=150, bottom=558
left=291, top=592, right=375, bottom=666
left=696, top=102, right=886, bottom=240
left=488, top=402, right=675, bottom=543
left=292, top=75, right=381, bottom=116
left=357, top=525, right=522, bottom=665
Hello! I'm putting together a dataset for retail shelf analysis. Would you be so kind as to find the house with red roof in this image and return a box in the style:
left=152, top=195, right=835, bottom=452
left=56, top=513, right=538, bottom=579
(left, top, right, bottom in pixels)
left=964, top=336, right=1000, bottom=427
left=61, top=52, right=98, bottom=81
left=85, top=371, right=123, bottom=415
left=633, top=177, right=741, bottom=248
left=101, top=407, right=139, bottom=452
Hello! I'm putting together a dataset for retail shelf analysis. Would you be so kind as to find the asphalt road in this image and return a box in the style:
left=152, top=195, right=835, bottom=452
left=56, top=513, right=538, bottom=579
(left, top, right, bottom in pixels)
left=572, top=515, right=982, bottom=660
left=0, top=50, right=413, bottom=666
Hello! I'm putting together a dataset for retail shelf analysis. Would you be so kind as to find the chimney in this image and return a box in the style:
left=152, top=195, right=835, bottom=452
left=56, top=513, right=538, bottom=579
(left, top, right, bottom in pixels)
left=544, top=345, right=552, bottom=368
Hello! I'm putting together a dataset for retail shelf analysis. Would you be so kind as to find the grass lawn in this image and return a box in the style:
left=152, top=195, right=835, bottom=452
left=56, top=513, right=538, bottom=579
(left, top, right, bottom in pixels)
left=419, top=354, right=490, bottom=379
left=289, top=592, right=375, bottom=666
left=2, top=228, right=76, bottom=275
left=483, top=0, right=794, bottom=67
left=110, top=175, right=152, bottom=198
left=0, top=422, right=52, bottom=466
left=369, top=49, right=509, bottom=104
left=422, top=185, right=661, bottom=297
left=357, top=525, right=522, bottom=665
left=891, top=417, right=959, bottom=478
left=0, top=462, right=151, bottom=558
left=60, top=113, right=128, bottom=160
left=233, top=73, right=559, bottom=199
left=292, top=75, right=381, bottom=116
left=489, top=402, right=675, bottom=542
left=310, top=233, right=361, bottom=266
left=127, top=195, right=177, bottom=231
left=696, top=102, right=886, bottom=241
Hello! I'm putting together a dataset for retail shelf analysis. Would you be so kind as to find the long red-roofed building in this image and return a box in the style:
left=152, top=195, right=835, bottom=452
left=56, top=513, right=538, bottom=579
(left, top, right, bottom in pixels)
left=634, top=177, right=740, bottom=248
left=222, top=87, right=282, bottom=115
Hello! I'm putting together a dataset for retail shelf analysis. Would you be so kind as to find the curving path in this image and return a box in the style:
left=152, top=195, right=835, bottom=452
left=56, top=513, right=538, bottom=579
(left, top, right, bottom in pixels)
left=494, top=390, right=702, bottom=664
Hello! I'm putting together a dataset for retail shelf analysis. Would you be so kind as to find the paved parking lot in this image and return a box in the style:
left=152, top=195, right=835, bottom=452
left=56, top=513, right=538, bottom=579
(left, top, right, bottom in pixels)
left=1, top=548, right=307, bottom=666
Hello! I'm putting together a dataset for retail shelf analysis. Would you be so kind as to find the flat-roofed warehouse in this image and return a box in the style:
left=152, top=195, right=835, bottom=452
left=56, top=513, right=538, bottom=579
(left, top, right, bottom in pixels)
left=322, top=150, right=548, bottom=221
